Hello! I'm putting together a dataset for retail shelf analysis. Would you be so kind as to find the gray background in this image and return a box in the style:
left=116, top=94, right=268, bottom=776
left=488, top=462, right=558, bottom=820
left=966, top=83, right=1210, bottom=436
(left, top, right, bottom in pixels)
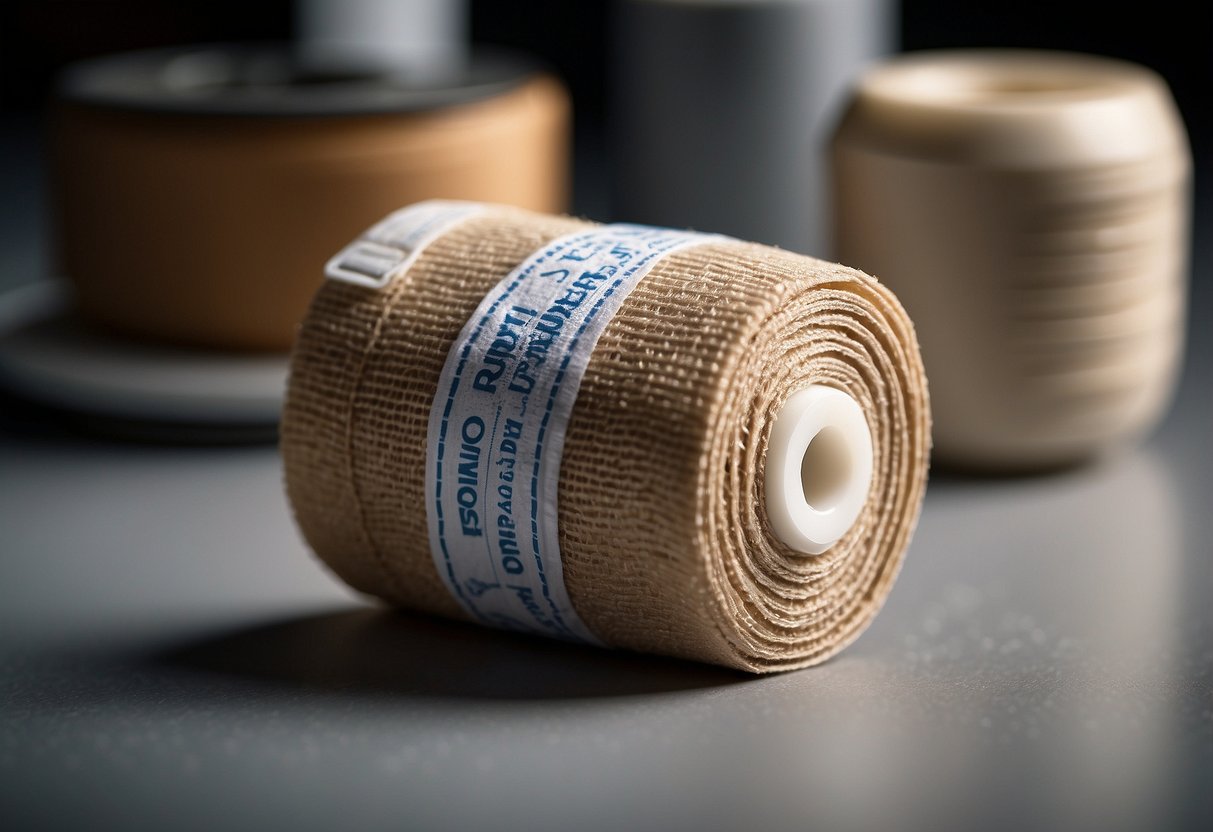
left=1, top=117, right=1211, bottom=830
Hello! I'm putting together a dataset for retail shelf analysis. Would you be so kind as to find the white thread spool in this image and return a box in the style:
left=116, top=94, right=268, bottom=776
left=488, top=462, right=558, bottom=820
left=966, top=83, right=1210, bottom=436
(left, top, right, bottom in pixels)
left=832, top=50, right=1191, bottom=470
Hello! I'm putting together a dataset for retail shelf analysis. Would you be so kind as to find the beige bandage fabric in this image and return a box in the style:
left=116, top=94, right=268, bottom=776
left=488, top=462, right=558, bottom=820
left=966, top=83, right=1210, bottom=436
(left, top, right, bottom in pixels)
left=281, top=205, right=930, bottom=672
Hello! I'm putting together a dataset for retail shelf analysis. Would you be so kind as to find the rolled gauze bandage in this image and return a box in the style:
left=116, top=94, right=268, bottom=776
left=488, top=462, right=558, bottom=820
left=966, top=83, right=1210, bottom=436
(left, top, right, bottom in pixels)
left=281, top=202, right=930, bottom=671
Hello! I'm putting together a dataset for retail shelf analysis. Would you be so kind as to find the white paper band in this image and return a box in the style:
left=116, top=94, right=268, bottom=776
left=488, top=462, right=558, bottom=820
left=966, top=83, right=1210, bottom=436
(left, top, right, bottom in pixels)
left=325, top=200, right=486, bottom=289
left=424, top=219, right=719, bottom=643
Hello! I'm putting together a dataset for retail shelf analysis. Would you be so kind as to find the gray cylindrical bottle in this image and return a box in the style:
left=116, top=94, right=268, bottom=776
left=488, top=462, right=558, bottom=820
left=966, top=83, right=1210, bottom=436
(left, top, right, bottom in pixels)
left=612, top=0, right=896, bottom=255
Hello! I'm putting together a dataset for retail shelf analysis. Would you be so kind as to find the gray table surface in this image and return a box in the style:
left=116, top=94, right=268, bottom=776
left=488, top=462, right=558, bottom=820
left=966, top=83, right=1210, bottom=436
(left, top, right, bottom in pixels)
left=1, top=122, right=1210, bottom=832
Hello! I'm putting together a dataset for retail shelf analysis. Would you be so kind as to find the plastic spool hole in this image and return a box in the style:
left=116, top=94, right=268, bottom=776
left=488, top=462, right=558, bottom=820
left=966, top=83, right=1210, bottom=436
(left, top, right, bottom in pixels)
left=765, top=385, right=874, bottom=555
left=800, top=426, right=852, bottom=512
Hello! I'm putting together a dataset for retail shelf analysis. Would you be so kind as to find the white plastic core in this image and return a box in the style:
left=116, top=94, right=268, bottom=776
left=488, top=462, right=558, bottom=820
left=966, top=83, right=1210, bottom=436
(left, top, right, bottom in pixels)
left=765, top=385, right=874, bottom=555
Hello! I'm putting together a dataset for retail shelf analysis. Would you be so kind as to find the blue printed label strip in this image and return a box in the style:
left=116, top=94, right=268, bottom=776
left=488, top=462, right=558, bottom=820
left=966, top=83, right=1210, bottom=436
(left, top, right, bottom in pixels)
left=425, top=221, right=719, bottom=643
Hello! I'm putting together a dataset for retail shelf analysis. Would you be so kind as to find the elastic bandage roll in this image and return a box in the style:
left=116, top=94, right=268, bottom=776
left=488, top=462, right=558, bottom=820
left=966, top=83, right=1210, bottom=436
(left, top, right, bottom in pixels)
left=282, top=202, right=931, bottom=672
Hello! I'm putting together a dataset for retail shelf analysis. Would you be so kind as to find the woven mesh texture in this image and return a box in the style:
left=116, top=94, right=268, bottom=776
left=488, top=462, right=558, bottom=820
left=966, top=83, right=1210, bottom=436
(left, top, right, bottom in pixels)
left=282, top=205, right=931, bottom=672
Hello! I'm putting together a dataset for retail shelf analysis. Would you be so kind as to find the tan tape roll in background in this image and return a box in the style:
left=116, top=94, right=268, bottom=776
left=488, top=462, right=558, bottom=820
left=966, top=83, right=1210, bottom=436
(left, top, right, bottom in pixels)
left=281, top=203, right=931, bottom=672
left=52, top=46, right=569, bottom=352
left=832, top=50, right=1191, bottom=470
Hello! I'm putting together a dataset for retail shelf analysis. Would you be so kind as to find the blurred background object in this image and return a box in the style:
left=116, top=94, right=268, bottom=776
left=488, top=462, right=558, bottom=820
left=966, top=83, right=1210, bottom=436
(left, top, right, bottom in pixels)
left=1, top=0, right=1208, bottom=250
left=0, top=281, right=287, bottom=439
left=0, top=0, right=570, bottom=434
left=53, top=44, right=567, bottom=351
left=833, top=50, right=1191, bottom=470
left=0, top=0, right=1206, bottom=437
left=296, top=0, right=468, bottom=80
left=610, top=0, right=895, bottom=255
left=2, top=0, right=1208, bottom=202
